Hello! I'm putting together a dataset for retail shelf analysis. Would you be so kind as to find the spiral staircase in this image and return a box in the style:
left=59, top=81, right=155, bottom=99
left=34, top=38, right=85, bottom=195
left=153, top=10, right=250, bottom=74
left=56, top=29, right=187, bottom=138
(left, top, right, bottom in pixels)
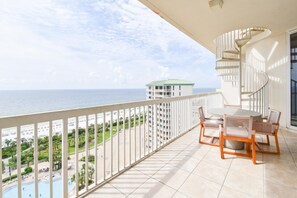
left=215, top=27, right=271, bottom=115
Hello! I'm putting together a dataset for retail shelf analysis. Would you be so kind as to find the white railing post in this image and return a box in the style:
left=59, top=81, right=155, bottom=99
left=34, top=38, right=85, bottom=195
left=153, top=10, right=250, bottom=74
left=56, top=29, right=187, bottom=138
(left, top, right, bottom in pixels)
left=62, top=119, right=68, bottom=198
left=34, top=123, right=38, bottom=198
left=94, top=114, right=98, bottom=185
left=17, top=126, right=21, bottom=198
left=75, top=117, right=79, bottom=197
left=85, top=116, right=89, bottom=190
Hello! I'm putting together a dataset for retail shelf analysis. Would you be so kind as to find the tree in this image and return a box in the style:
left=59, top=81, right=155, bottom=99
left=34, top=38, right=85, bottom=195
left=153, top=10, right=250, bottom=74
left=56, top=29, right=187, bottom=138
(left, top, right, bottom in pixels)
left=7, top=158, right=16, bottom=177
left=2, top=161, right=5, bottom=173
left=71, top=163, right=94, bottom=190
left=5, top=139, right=11, bottom=148
left=10, top=141, right=17, bottom=160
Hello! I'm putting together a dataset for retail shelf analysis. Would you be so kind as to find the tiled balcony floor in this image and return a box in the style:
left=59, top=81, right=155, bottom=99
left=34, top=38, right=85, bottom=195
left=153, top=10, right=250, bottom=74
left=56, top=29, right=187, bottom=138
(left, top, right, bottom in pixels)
left=87, top=127, right=297, bottom=198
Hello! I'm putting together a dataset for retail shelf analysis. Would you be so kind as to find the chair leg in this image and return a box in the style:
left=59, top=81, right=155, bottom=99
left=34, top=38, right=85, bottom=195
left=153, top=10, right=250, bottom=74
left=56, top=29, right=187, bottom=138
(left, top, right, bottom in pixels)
left=220, top=131, right=224, bottom=159
left=266, top=135, right=270, bottom=145
left=251, top=135, right=256, bottom=164
left=246, top=143, right=251, bottom=154
left=275, top=133, right=280, bottom=155
left=199, top=125, right=203, bottom=143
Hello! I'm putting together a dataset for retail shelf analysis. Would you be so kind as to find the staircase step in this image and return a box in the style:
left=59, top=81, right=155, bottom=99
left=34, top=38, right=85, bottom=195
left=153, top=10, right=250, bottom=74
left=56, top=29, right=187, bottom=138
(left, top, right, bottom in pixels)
left=215, top=66, right=239, bottom=70
left=241, top=91, right=253, bottom=95
left=223, top=50, right=240, bottom=55
left=235, top=38, right=250, bottom=47
left=216, top=57, right=240, bottom=62
left=222, top=53, right=240, bottom=60
left=241, top=98, right=251, bottom=101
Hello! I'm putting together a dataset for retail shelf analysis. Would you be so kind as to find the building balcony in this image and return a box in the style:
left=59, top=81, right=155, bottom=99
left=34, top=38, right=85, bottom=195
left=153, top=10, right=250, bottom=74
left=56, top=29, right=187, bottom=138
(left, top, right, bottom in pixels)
left=1, top=91, right=296, bottom=198
left=88, top=127, right=297, bottom=197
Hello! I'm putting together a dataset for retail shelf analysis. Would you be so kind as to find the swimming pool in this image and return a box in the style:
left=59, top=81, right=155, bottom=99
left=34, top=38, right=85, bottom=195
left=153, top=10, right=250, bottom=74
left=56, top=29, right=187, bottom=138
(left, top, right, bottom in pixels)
left=3, top=174, right=74, bottom=198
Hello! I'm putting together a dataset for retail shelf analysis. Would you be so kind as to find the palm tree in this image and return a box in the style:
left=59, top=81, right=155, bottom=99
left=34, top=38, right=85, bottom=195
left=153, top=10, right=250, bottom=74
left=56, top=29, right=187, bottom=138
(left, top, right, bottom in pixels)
left=10, top=141, right=17, bottom=160
left=7, top=159, right=16, bottom=177
left=5, top=139, right=11, bottom=148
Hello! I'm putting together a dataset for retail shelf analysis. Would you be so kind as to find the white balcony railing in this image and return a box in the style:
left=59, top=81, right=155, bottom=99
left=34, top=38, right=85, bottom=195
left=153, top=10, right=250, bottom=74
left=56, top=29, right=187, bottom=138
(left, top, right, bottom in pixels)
left=0, top=92, right=223, bottom=198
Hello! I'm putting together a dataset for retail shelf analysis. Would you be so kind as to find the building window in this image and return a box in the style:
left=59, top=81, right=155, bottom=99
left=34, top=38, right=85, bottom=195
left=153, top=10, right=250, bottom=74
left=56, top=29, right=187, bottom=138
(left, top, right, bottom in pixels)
left=179, top=92, right=181, bottom=96
left=179, top=86, right=181, bottom=90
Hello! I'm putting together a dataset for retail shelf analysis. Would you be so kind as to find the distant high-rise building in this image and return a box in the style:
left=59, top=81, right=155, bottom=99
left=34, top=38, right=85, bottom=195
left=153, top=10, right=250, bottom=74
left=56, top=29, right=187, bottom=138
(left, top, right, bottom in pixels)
left=146, top=79, right=194, bottom=148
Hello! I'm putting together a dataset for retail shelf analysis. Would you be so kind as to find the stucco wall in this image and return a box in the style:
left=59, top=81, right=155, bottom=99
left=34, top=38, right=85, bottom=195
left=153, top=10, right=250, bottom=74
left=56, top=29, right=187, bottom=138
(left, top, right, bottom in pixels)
left=245, top=33, right=289, bottom=127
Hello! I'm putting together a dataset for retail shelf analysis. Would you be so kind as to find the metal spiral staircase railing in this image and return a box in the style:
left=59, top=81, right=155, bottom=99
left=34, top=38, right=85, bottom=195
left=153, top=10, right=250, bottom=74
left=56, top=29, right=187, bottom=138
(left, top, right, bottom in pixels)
left=215, top=27, right=270, bottom=115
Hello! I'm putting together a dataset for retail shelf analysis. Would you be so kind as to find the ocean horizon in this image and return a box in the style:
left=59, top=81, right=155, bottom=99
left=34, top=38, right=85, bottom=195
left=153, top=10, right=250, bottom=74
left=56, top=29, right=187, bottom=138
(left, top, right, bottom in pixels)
left=0, top=88, right=216, bottom=117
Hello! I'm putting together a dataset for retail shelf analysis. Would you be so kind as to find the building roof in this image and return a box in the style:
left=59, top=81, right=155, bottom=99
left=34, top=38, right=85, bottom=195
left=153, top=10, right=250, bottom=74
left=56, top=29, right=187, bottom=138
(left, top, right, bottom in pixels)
left=139, top=0, right=297, bottom=53
left=146, top=79, right=194, bottom=86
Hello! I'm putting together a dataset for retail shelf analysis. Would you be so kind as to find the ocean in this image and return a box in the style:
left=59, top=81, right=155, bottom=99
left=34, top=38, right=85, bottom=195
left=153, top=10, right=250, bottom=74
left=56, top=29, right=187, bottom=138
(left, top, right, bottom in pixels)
left=0, top=88, right=216, bottom=117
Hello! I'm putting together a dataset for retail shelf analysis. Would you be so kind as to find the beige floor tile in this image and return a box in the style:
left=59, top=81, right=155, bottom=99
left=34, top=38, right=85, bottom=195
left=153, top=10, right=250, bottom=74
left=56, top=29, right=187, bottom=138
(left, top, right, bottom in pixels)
left=109, top=169, right=150, bottom=195
left=128, top=178, right=176, bottom=198
left=178, top=173, right=221, bottom=198
left=152, top=165, right=191, bottom=190
left=264, top=180, right=297, bottom=198
left=88, top=183, right=126, bottom=198
left=132, top=158, right=166, bottom=177
left=192, top=161, right=228, bottom=185
left=264, top=166, right=297, bottom=189
left=263, top=150, right=294, bottom=162
left=218, top=186, right=252, bottom=198
left=230, top=157, right=264, bottom=178
left=172, top=191, right=190, bottom=198
left=202, top=151, right=233, bottom=169
left=264, top=158, right=297, bottom=172
left=224, top=169, right=263, bottom=197
left=167, top=155, right=201, bottom=172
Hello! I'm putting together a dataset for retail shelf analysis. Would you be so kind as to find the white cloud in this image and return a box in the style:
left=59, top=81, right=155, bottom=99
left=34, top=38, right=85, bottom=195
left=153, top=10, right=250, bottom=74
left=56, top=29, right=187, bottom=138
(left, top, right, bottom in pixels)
left=0, top=0, right=220, bottom=90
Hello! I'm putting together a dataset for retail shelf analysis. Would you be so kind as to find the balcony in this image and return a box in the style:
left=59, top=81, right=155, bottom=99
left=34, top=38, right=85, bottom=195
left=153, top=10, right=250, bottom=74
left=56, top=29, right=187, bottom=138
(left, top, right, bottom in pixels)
left=88, top=127, right=297, bottom=198
left=1, top=91, right=297, bottom=197
left=0, top=92, right=222, bottom=198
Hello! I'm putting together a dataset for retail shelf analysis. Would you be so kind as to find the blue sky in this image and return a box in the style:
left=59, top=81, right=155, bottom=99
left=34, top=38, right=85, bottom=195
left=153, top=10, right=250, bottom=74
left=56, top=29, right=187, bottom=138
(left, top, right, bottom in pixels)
left=0, top=0, right=220, bottom=89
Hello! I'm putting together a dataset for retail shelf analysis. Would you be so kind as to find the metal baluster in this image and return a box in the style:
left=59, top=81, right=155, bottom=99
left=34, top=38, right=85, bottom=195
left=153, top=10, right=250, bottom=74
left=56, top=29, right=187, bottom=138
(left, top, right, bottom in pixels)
left=103, top=113, right=106, bottom=180
left=110, top=111, right=113, bottom=176
left=17, top=126, right=21, bottom=198
left=117, top=110, right=119, bottom=172
left=34, top=123, right=39, bottom=198
left=94, top=114, right=98, bottom=185
left=85, top=116, right=89, bottom=189
left=62, top=119, right=68, bottom=198
left=74, top=118, right=79, bottom=197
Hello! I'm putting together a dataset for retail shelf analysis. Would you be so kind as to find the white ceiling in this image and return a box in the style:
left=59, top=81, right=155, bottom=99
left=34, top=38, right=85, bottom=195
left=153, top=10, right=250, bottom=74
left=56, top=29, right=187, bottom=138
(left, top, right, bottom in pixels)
left=139, top=0, right=297, bottom=53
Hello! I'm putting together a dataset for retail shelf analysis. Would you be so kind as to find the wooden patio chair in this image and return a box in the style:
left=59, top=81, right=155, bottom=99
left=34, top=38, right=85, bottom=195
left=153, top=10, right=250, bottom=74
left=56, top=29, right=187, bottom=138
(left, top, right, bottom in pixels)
left=220, top=115, right=256, bottom=164
left=253, top=109, right=281, bottom=154
left=198, top=106, right=223, bottom=147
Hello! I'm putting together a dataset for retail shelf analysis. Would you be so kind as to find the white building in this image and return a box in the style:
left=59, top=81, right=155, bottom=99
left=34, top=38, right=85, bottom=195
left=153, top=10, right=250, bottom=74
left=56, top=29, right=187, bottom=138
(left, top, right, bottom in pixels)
left=146, top=79, right=194, bottom=147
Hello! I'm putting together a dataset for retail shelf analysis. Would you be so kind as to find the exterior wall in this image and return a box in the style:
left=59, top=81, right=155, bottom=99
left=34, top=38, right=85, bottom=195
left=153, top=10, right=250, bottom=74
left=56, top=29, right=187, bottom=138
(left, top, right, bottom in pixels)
left=245, top=33, right=289, bottom=127
left=220, top=81, right=240, bottom=105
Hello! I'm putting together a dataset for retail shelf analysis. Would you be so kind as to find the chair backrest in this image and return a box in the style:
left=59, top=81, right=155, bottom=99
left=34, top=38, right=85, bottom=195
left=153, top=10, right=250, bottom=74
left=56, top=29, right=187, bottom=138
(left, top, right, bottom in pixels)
left=267, top=109, right=281, bottom=124
left=198, top=106, right=205, bottom=122
left=224, top=104, right=242, bottom=109
left=223, top=115, right=254, bottom=138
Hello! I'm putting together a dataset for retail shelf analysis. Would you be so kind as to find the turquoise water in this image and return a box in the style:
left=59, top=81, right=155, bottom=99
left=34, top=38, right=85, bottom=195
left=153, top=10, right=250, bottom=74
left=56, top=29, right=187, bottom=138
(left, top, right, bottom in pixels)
left=0, top=88, right=215, bottom=117
left=3, top=175, right=74, bottom=198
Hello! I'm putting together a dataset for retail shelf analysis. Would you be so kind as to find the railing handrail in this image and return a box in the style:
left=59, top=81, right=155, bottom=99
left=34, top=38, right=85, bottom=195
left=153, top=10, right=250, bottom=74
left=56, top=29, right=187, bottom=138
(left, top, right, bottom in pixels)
left=0, top=92, right=221, bottom=128
left=248, top=71, right=269, bottom=98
